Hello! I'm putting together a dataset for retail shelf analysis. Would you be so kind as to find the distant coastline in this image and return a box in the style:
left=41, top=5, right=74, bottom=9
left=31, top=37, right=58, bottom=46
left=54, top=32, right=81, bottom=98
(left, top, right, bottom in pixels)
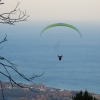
left=0, top=81, right=100, bottom=100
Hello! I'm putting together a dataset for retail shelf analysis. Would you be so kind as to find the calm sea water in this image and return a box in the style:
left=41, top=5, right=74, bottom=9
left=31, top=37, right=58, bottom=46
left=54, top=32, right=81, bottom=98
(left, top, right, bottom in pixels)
left=0, top=22, right=100, bottom=93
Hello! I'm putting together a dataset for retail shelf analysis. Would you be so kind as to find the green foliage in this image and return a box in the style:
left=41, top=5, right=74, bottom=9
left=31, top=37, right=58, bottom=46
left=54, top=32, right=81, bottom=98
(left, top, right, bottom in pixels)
left=72, top=90, right=98, bottom=100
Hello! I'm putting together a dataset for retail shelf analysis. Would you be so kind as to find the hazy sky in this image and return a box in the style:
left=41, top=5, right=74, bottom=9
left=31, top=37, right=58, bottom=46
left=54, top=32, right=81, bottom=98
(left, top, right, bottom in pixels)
left=1, top=0, right=100, bottom=22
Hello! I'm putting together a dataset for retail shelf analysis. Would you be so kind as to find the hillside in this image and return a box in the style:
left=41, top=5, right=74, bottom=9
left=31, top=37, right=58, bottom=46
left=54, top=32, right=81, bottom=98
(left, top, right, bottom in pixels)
left=0, top=82, right=100, bottom=100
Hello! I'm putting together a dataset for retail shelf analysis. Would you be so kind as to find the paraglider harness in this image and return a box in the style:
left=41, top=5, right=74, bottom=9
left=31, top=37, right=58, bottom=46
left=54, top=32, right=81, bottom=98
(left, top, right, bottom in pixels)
left=58, top=55, right=63, bottom=60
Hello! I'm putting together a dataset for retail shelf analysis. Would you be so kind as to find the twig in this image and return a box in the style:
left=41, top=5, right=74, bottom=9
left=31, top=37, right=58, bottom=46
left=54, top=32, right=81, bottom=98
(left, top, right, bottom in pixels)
left=0, top=34, right=7, bottom=44
left=0, top=35, right=44, bottom=100
left=0, top=2, right=29, bottom=25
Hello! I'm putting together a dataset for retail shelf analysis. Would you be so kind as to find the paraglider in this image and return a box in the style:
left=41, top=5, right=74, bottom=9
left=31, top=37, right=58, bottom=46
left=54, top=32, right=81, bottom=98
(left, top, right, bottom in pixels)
left=40, top=23, right=82, bottom=37
left=40, top=23, right=81, bottom=61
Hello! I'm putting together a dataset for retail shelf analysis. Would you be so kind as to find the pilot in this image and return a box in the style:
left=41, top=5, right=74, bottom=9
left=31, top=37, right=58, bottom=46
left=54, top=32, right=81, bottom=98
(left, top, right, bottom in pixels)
left=58, top=55, right=63, bottom=60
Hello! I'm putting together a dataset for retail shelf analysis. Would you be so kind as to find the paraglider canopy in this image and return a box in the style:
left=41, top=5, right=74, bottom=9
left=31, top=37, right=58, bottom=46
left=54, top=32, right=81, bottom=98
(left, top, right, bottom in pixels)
left=40, top=23, right=82, bottom=37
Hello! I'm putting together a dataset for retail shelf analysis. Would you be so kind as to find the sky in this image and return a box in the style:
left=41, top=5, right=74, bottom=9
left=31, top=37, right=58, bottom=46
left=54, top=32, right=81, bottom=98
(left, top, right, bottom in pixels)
left=0, top=1, right=100, bottom=92
left=1, top=0, right=100, bottom=22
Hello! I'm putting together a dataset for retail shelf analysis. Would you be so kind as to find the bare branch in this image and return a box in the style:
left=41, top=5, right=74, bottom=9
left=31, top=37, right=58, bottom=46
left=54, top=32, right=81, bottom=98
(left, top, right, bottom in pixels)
left=0, top=3, right=4, bottom=4
left=0, top=2, right=29, bottom=25
left=0, top=2, right=42, bottom=100
left=0, top=36, right=44, bottom=100
left=0, top=0, right=4, bottom=5
left=0, top=34, right=7, bottom=44
left=0, top=52, right=44, bottom=100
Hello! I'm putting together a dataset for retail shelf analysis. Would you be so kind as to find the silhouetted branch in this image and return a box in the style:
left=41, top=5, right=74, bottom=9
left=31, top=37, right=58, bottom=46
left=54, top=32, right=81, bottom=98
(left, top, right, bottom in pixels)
left=0, top=72, right=40, bottom=93
left=0, top=36, right=44, bottom=100
left=0, top=3, right=4, bottom=5
left=0, top=2, right=29, bottom=25
left=0, top=1, right=44, bottom=100
left=0, top=34, right=7, bottom=44
left=0, top=44, right=44, bottom=99
left=0, top=0, right=4, bottom=5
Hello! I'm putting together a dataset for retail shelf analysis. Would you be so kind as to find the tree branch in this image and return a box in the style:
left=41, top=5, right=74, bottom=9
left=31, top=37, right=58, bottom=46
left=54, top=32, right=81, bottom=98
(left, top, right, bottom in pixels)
left=0, top=34, right=7, bottom=44
left=0, top=0, right=4, bottom=5
left=0, top=2, right=29, bottom=25
left=0, top=36, right=44, bottom=100
left=0, top=2, right=43, bottom=100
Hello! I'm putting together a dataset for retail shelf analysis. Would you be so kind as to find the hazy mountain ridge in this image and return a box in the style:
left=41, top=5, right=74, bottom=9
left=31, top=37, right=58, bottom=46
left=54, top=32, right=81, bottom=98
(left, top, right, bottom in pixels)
left=0, top=82, right=100, bottom=100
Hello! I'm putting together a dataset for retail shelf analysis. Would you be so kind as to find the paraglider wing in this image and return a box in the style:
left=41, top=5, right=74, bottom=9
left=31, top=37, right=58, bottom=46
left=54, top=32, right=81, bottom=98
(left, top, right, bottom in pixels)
left=40, top=23, right=82, bottom=37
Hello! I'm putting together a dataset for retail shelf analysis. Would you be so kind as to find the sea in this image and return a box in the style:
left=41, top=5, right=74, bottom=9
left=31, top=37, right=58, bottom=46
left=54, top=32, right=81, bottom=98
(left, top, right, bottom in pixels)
left=0, top=21, right=100, bottom=94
